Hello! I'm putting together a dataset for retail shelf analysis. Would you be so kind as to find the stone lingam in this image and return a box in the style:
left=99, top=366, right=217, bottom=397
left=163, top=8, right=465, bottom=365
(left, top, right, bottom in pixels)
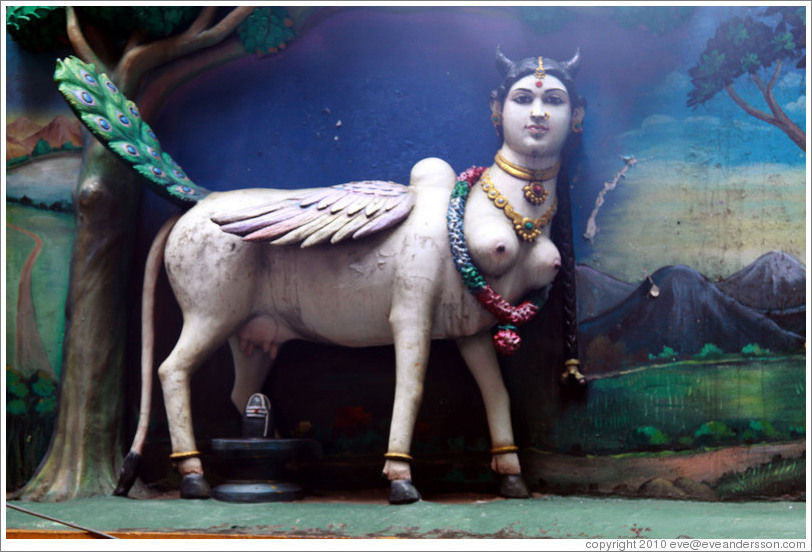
left=211, top=393, right=322, bottom=503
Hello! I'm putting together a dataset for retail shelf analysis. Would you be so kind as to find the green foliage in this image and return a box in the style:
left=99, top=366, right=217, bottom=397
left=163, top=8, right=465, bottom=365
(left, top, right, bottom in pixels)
left=676, top=435, right=694, bottom=448
left=6, top=367, right=59, bottom=491
left=35, top=396, right=58, bottom=415
left=632, top=426, right=670, bottom=449
left=694, top=420, right=736, bottom=445
left=76, top=6, right=140, bottom=38
left=714, top=456, right=805, bottom=499
left=741, top=343, right=771, bottom=357
left=6, top=6, right=67, bottom=51
left=238, top=7, right=295, bottom=55
left=694, top=343, right=724, bottom=360
left=32, top=372, right=56, bottom=397
left=31, top=138, right=53, bottom=157
left=7, top=399, right=27, bottom=415
left=687, top=7, right=806, bottom=107
left=7, top=195, right=73, bottom=214
left=741, top=419, right=779, bottom=443
left=649, top=346, right=679, bottom=362
left=6, top=368, right=57, bottom=416
left=132, top=6, right=201, bottom=39
left=76, top=6, right=200, bottom=41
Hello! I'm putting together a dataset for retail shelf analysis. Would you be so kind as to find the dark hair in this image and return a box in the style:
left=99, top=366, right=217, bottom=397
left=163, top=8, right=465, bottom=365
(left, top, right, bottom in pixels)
left=489, top=45, right=586, bottom=112
left=491, top=46, right=586, bottom=385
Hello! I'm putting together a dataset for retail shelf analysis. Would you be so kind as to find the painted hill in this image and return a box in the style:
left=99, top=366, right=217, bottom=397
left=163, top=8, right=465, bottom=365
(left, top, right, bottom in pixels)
left=6, top=116, right=41, bottom=139
left=575, top=263, right=635, bottom=322
left=6, top=115, right=82, bottom=160
left=578, top=264, right=804, bottom=357
left=716, top=251, right=806, bottom=336
left=717, top=251, right=806, bottom=310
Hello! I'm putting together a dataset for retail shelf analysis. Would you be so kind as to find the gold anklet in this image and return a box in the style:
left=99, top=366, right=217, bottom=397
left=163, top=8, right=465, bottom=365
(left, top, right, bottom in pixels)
left=490, top=445, right=519, bottom=455
left=384, top=452, right=414, bottom=462
left=169, top=450, right=200, bottom=460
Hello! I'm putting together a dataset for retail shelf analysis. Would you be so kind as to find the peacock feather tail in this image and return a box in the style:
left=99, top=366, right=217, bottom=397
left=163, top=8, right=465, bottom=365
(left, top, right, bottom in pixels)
left=54, top=55, right=210, bottom=206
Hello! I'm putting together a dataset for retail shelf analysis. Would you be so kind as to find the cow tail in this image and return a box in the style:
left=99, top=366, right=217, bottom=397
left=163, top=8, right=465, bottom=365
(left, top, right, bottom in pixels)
left=114, top=214, right=180, bottom=496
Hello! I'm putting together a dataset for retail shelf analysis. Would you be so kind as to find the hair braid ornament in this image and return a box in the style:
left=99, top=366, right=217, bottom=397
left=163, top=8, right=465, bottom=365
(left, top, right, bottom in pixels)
left=447, top=166, right=542, bottom=355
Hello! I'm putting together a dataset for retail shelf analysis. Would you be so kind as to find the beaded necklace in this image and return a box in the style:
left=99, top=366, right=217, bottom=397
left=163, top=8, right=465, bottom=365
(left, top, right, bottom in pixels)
left=447, top=166, right=542, bottom=355
left=480, top=169, right=557, bottom=242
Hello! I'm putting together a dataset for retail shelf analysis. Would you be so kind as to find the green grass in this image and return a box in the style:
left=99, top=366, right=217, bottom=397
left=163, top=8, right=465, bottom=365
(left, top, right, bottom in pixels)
left=553, top=356, right=806, bottom=454
left=714, top=456, right=806, bottom=499
left=5, top=203, right=74, bottom=378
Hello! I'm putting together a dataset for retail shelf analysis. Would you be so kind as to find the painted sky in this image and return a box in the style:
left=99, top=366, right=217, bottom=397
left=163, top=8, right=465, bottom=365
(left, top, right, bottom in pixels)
left=5, top=5, right=808, bottom=283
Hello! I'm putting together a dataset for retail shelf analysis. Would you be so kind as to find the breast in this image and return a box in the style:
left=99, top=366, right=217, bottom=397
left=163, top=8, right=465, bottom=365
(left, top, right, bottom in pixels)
left=464, top=213, right=521, bottom=278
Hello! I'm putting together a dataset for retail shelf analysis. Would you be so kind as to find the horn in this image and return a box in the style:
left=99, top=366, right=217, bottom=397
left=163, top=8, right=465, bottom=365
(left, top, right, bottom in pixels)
left=495, top=44, right=514, bottom=77
left=561, top=48, right=582, bottom=76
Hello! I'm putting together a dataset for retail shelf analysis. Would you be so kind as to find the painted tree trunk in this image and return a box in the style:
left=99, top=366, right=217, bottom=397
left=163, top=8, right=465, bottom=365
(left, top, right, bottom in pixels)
left=17, top=137, right=140, bottom=501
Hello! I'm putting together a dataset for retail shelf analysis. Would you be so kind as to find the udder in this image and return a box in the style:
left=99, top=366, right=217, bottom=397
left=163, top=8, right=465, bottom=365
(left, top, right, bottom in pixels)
left=236, top=315, right=282, bottom=358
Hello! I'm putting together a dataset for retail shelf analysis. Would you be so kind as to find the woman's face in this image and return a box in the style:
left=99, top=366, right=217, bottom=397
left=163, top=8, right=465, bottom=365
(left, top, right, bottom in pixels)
left=500, top=73, right=572, bottom=158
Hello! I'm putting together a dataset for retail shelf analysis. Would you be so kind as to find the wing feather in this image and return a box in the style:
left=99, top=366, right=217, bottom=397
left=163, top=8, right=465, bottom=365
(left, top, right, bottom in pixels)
left=212, top=181, right=415, bottom=247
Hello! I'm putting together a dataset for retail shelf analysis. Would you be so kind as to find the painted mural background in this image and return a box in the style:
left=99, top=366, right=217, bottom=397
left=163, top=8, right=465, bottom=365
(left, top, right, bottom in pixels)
left=5, top=5, right=807, bottom=499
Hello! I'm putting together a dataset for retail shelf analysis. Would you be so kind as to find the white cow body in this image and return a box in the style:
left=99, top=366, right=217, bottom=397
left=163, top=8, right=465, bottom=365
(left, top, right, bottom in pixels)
left=154, top=156, right=561, bottom=495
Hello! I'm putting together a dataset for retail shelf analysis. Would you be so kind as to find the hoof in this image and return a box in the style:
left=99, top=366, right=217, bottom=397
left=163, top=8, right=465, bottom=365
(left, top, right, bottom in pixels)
left=389, top=479, right=421, bottom=505
left=180, top=473, right=211, bottom=499
left=114, top=451, right=141, bottom=497
left=498, top=474, right=530, bottom=499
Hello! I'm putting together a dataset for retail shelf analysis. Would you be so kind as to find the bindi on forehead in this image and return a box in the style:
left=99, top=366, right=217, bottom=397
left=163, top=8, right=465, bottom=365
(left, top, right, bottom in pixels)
left=514, top=73, right=566, bottom=93
left=534, top=56, right=546, bottom=88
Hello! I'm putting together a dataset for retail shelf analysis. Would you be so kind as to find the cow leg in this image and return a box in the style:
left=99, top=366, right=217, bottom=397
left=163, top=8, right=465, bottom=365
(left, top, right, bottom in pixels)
left=158, top=319, right=232, bottom=499
left=383, top=311, right=431, bottom=504
left=456, top=332, right=530, bottom=498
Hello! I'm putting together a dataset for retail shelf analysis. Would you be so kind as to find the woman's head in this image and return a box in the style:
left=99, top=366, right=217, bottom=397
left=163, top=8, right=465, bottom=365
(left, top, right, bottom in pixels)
left=490, top=46, right=586, bottom=150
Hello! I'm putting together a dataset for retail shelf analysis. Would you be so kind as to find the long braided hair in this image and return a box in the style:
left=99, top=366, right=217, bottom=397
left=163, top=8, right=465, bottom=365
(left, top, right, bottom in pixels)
left=490, top=46, right=587, bottom=386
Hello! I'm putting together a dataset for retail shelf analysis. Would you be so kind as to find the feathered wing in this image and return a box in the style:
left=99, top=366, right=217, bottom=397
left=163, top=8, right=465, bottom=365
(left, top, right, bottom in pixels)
left=54, top=56, right=210, bottom=207
left=212, top=181, right=416, bottom=247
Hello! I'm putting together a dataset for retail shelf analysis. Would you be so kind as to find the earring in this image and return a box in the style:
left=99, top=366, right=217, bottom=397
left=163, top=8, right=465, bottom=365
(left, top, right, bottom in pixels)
left=491, top=111, right=502, bottom=135
left=571, top=120, right=583, bottom=133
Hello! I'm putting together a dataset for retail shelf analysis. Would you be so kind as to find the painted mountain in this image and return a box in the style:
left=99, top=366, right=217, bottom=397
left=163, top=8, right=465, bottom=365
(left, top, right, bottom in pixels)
left=577, top=259, right=805, bottom=362
left=6, top=115, right=82, bottom=161
left=716, top=251, right=806, bottom=336
left=575, top=263, right=635, bottom=323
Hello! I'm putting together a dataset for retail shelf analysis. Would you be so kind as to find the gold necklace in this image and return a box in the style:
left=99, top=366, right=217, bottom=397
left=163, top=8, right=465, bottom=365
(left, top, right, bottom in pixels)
left=494, top=152, right=559, bottom=205
left=480, top=169, right=557, bottom=242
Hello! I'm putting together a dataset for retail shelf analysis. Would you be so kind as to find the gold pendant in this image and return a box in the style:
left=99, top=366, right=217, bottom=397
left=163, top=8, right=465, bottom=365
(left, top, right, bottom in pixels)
left=522, top=181, right=549, bottom=205
left=481, top=169, right=557, bottom=243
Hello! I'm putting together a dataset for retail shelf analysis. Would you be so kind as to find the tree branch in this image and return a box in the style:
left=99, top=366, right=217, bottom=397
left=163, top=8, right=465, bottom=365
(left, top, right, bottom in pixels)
left=185, top=5, right=217, bottom=35
left=752, top=63, right=792, bottom=126
left=768, top=59, right=782, bottom=90
left=65, top=6, right=106, bottom=72
left=137, top=38, right=247, bottom=121
left=115, top=6, right=254, bottom=95
left=727, top=64, right=806, bottom=151
left=724, top=83, right=776, bottom=125
left=751, top=63, right=806, bottom=151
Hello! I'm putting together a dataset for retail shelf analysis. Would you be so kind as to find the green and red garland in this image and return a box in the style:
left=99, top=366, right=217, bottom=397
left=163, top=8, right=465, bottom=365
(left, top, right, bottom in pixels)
left=447, top=166, right=541, bottom=355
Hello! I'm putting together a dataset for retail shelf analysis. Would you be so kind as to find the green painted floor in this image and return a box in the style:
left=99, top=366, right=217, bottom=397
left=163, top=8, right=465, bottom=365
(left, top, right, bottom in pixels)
left=4, top=493, right=807, bottom=540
